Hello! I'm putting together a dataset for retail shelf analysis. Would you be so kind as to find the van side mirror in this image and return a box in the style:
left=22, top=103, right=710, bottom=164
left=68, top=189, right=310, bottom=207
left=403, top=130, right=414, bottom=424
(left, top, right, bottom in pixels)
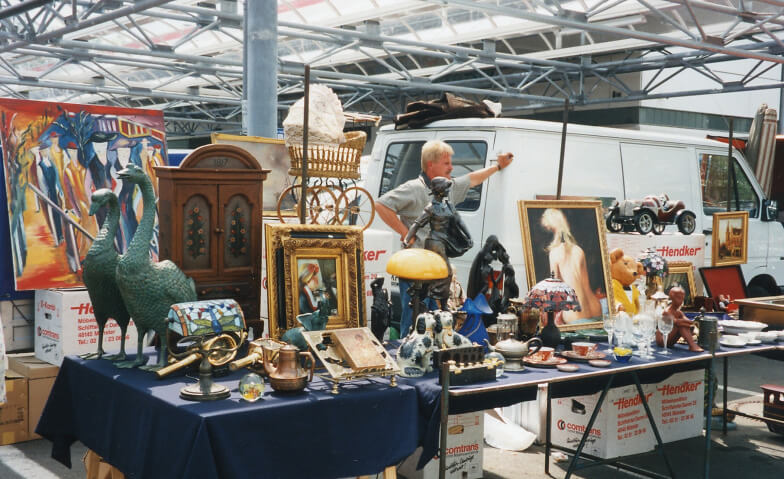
left=762, top=199, right=779, bottom=221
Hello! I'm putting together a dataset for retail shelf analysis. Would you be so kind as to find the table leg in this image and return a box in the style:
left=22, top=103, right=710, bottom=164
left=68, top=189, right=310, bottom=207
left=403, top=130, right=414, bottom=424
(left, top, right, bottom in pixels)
left=545, top=384, right=551, bottom=475
left=564, top=374, right=615, bottom=479
left=704, top=352, right=716, bottom=479
left=722, top=357, right=728, bottom=435
left=631, top=372, right=674, bottom=478
left=438, top=361, right=450, bottom=479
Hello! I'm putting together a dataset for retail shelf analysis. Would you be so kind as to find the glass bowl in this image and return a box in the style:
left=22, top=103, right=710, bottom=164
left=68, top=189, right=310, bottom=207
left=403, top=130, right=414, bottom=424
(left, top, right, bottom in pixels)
left=613, top=347, right=633, bottom=363
left=484, top=351, right=506, bottom=377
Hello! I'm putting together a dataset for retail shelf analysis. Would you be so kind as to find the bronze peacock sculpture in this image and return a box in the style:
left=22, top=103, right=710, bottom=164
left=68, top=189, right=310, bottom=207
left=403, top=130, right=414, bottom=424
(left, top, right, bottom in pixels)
left=114, top=164, right=196, bottom=370
left=80, top=188, right=132, bottom=361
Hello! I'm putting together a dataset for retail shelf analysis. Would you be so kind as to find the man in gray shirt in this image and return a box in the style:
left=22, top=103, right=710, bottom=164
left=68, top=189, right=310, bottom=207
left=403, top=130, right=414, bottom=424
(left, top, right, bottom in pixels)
left=377, top=139, right=513, bottom=336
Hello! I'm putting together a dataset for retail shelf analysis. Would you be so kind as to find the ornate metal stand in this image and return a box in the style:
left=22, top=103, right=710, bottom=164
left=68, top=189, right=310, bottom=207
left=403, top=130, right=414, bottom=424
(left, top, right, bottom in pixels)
left=302, top=328, right=399, bottom=394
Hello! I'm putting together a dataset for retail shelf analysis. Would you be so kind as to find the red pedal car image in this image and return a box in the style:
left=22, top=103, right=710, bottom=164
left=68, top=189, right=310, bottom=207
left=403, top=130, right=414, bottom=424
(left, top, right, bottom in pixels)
left=606, top=194, right=696, bottom=235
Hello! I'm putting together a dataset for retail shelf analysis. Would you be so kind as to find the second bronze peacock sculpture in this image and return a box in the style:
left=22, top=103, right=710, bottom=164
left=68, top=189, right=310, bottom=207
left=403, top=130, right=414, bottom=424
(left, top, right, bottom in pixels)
left=114, top=164, right=197, bottom=371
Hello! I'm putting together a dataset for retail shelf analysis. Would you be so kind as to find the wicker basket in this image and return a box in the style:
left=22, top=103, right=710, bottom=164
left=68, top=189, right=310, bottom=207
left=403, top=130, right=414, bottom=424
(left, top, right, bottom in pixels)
left=287, top=130, right=366, bottom=179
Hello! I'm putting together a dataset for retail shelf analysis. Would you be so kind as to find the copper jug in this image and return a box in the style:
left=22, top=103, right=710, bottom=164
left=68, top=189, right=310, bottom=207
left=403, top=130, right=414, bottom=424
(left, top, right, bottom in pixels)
left=263, top=343, right=315, bottom=392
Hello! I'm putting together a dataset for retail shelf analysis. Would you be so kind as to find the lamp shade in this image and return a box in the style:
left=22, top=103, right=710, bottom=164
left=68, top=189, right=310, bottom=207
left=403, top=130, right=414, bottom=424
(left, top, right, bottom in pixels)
left=386, top=248, right=448, bottom=280
left=523, top=275, right=581, bottom=313
left=167, top=299, right=246, bottom=337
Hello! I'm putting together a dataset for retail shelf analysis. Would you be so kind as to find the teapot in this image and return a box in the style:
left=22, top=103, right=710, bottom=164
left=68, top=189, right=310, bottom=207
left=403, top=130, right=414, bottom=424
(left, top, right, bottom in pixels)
left=695, top=309, right=720, bottom=352
left=485, top=334, right=542, bottom=371
left=263, top=343, right=315, bottom=392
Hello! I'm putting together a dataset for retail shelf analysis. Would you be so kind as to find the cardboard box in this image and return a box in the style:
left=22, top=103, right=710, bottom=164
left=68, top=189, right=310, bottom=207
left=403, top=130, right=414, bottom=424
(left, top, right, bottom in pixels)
left=550, top=369, right=705, bottom=459
left=35, top=289, right=137, bottom=366
left=8, top=354, right=59, bottom=439
left=653, top=369, right=704, bottom=443
left=0, top=369, right=29, bottom=445
left=398, top=411, right=484, bottom=479
left=551, top=382, right=659, bottom=459
left=1, top=299, right=34, bottom=352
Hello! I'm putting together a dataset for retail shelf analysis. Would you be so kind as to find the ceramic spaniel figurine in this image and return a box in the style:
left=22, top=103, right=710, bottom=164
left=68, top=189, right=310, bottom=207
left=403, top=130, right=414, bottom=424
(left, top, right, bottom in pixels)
left=433, top=310, right=471, bottom=349
left=396, top=312, right=437, bottom=377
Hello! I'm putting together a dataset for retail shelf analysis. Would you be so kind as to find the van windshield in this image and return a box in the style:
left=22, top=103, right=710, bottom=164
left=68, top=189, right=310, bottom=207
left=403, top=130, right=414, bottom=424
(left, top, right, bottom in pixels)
left=699, top=154, right=759, bottom=218
left=379, top=140, right=487, bottom=211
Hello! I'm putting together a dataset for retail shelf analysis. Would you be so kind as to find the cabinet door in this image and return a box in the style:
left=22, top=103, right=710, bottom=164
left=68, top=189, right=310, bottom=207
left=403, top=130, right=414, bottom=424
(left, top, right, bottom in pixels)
left=218, top=184, right=260, bottom=276
left=177, top=185, right=219, bottom=275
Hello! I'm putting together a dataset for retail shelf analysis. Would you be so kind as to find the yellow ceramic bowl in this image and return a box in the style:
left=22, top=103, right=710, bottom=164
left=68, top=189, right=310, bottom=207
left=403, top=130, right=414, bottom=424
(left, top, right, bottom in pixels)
left=613, top=346, right=633, bottom=363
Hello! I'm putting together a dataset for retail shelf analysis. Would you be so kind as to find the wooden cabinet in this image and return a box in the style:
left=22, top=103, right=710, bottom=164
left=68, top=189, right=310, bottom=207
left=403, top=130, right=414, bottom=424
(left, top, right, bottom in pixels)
left=155, top=145, right=268, bottom=336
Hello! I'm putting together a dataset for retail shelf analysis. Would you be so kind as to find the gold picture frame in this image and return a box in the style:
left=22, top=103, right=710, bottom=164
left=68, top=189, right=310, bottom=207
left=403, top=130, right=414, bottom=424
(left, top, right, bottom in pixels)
left=711, top=211, right=749, bottom=266
left=662, top=261, right=697, bottom=308
left=517, top=200, right=613, bottom=331
left=265, top=224, right=365, bottom=340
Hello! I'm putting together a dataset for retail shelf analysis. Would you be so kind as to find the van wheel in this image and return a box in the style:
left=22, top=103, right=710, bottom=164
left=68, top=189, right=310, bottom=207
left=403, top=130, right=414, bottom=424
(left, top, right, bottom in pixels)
left=652, top=223, right=665, bottom=235
left=677, top=212, right=696, bottom=235
left=634, top=210, right=654, bottom=234
left=606, top=213, right=623, bottom=233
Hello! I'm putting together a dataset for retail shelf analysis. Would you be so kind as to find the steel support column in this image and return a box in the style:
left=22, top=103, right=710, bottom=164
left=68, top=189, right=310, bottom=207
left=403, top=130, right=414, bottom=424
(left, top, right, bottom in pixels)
left=245, top=0, right=277, bottom=137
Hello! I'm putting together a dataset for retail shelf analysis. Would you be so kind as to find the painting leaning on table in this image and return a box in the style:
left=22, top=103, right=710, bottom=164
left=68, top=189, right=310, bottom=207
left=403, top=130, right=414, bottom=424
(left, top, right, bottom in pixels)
left=1, top=98, right=168, bottom=290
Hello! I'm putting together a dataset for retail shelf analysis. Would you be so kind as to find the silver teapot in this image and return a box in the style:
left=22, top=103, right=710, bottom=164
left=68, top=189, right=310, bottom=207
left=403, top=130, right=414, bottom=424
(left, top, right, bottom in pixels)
left=485, top=334, right=542, bottom=371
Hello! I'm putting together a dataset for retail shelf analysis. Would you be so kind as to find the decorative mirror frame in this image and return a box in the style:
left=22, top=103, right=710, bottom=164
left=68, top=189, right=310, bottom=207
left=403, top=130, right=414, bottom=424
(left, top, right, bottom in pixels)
left=265, top=224, right=364, bottom=340
left=662, top=261, right=697, bottom=308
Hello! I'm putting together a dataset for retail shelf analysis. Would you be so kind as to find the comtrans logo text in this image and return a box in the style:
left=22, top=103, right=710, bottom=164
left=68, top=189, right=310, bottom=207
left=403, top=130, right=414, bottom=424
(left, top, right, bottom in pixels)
left=557, top=419, right=601, bottom=437
left=37, top=326, right=59, bottom=340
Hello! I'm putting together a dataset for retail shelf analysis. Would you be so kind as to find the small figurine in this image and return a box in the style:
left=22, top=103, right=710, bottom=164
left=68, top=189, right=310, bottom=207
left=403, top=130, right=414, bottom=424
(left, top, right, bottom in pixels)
left=404, top=177, right=473, bottom=310
left=396, top=312, right=438, bottom=377
left=500, top=264, right=519, bottom=314
left=370, top=277, right=392, bottom=342
left=656, top=286, right=703, bottom=352
left=433, top=310, right=471, bottom=349
left=717, top=294, right=731, bottom=312
left=610, top=248, right=644, bottom=316
left=605, top=193, right=696, bottom=235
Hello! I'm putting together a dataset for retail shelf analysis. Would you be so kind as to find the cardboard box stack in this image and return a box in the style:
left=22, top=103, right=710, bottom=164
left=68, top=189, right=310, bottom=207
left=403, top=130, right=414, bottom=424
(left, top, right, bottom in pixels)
left=35, top=288, right=137, bottom=366
left=8, top=354, right=59, bottom=440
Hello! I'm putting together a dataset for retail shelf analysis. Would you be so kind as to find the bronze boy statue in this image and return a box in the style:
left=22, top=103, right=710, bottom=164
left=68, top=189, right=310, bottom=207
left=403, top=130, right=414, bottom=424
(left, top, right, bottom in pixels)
left=404, top=176, right=472, bottom=310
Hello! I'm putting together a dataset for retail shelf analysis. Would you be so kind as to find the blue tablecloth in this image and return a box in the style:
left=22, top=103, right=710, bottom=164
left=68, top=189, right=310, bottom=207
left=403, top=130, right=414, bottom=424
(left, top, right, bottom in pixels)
left=36, top=351, right=420, bottom=479
left=37, top=342, right=780, bottom=478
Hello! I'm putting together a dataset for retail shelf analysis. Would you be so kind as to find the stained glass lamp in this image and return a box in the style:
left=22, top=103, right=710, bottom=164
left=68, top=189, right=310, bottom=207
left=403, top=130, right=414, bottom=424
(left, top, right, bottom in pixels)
left=163, top=299, right=247, bottom=401
left=523, top=274, right=581, bottom=347
left=167, top=298, right=246, bottom=336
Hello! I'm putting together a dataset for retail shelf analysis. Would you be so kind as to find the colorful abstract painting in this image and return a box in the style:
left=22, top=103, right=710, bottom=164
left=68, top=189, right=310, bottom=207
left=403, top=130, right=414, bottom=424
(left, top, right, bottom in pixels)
left=0, top=98, right=167, bottom=290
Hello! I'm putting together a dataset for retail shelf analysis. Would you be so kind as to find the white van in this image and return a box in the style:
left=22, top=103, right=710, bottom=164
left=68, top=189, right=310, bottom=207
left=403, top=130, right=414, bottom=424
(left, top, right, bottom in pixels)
left=363, top=117, right=784, bottom=298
